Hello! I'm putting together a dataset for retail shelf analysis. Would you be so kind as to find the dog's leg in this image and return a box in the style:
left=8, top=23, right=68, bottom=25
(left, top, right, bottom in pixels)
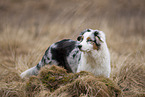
left=20, top=47, right=52, bottom=78
left=63, top=58, right=73, bottom=73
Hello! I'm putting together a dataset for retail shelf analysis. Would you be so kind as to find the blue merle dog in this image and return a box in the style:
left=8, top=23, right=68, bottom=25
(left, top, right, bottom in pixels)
left=20, top=29, right=111, bottom=78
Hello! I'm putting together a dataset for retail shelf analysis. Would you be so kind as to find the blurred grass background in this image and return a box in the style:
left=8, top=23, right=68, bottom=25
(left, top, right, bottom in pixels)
left=0, top=0, right=145, bottom=96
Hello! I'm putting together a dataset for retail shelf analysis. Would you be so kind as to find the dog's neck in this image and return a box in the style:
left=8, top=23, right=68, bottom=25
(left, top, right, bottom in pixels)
left=80, top=44, right=107, bottom=68
left=81, top=50, right=98, bottom=68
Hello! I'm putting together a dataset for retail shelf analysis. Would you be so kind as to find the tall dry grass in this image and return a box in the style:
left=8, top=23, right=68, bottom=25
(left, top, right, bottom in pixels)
left=0, top=0, right=145, bottom=96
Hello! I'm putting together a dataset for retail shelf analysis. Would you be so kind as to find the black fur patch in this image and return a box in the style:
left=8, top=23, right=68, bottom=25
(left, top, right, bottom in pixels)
left=77, top=35, right=82, bottom=41
left=94, top=31, right=99, bottom=36
left=36, top=63, right=41, bottom=70
left=51, top=39, right=77, bottom=72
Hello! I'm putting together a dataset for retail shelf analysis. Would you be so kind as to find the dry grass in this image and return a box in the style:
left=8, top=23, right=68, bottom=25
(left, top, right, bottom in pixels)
left=0, top=0, right=145, bottom=96
left=25, top=65, right=122, bottom=97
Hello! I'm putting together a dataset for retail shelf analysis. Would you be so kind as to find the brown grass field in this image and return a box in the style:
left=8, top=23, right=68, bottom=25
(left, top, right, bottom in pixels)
left=0, top=0, right=145, bottom=97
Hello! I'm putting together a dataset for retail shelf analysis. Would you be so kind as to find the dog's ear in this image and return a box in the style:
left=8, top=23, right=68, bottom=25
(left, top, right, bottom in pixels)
left=86, top=29, right=91, bottom=32
left=79, top=29, right=92, bottom=36
left=77, top=35, right=82, bottom=41
left=94, top=31, right=99, bottom=36
left=94, top=31, right=104, bottom=43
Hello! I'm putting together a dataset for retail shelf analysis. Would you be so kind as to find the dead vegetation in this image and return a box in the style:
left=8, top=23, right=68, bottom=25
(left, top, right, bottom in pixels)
left=1, top=65, right=121, bottom=97
left=0, top=0, right=145, bottom=96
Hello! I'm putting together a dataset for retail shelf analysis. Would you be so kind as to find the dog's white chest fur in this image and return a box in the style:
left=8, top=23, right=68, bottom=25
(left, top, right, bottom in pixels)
left=77, top=43, right=111, bottom=78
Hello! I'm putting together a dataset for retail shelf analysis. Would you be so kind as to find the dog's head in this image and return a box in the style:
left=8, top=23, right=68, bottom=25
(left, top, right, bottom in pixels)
left=77, top=29, right=106, bottom=52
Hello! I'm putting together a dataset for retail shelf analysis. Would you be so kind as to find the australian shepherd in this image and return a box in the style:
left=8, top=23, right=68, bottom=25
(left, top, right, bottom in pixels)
left=20, top=29, right=111, bottom=78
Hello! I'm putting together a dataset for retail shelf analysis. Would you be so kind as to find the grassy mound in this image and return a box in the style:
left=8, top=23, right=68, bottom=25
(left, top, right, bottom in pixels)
left=25, top=65, right=121, bottom=97
left=51, top=76, right=121, bottom=97
left=38, top=65, right=93, bottom=92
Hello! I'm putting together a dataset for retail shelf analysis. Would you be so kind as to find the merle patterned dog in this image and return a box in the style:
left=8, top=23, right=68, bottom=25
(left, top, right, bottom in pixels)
left=20, top=29, right=111, bottom=78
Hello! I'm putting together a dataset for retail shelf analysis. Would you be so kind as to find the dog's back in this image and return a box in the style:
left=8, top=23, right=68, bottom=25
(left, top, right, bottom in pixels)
left=48, top=39, right=80, bottom=72
left=20, top=39, right=80, bottom=78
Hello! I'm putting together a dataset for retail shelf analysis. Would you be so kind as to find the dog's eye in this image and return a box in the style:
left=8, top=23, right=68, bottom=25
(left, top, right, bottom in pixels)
left=87, top=39, right=92, bottom=42
left=77, top=36, right=83, bottom=41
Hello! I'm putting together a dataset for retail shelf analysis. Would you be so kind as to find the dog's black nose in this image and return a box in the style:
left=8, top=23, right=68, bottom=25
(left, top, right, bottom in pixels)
left=78, top=45, right=82, bottom=49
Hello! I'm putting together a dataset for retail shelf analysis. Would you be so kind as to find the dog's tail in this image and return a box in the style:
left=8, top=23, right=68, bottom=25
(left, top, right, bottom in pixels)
left=20, top=65, right=39, bottom=78
left=20, top=47, right=53, bottom=78
left=20, top=47, right=52, bottom=78
left=20, top=58, right=51, bottom=78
